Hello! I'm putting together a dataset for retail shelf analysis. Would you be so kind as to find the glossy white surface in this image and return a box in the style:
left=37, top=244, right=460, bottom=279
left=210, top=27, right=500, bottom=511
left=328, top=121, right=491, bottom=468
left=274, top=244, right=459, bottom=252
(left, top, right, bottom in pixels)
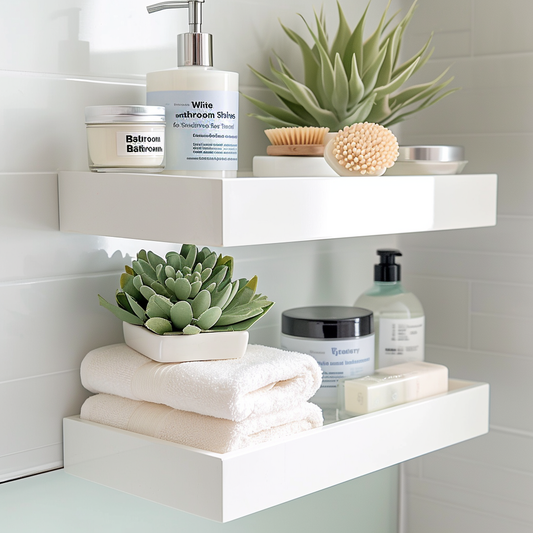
left=64, top=379, right=489, bottom=522
left=123, top=323, right=249, bottom=362
left=58, top=171, right=497, bottom=246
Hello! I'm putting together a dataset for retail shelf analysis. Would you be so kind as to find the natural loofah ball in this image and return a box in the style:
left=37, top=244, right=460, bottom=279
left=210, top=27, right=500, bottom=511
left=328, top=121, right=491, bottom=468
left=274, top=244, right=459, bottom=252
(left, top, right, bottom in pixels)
left=329, top=122, right=399, bottom=176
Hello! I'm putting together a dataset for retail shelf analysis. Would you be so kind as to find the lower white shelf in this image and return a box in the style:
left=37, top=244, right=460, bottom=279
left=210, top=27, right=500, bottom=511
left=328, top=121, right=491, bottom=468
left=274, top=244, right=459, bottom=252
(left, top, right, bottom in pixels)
left=63, top=379, right=489, bottom=523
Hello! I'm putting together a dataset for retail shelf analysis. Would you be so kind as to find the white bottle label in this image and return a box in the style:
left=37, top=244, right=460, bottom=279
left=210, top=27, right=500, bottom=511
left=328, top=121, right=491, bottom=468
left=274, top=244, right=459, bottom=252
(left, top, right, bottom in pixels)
left=116, top=132, right=165, bottom=157
left=280, top=335, right=375, bottom=408
left=378, top=317, right=425, bottom=367
left=147, top=90, right=239, bottom=171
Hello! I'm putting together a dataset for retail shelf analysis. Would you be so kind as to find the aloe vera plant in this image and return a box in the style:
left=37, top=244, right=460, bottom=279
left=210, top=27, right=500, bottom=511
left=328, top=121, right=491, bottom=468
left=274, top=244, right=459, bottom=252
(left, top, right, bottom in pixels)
left=98, top=245, right=274, bottom=335
left=244, top=0, right=458, bottom=130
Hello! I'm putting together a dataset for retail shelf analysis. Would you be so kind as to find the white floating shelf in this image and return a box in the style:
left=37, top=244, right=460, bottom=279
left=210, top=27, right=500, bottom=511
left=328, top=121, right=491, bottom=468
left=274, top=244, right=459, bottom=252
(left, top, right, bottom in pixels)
left=58, top=171, right=497, bottom=247
left=64, top=379, right=489, bottom=523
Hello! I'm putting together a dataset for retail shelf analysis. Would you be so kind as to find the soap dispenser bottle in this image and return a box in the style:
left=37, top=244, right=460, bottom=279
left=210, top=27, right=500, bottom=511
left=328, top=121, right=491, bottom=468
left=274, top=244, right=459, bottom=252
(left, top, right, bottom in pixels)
left=146, top=0, right=239, bottom=176
left=355, top=249, right=425, bottom=368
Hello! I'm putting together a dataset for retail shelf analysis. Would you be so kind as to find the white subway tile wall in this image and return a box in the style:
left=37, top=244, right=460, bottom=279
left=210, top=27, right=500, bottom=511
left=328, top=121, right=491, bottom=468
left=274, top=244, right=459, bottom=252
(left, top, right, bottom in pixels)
left=0, top=0, right=401, bottom=530
left=399, top=0, right=533, bottom=530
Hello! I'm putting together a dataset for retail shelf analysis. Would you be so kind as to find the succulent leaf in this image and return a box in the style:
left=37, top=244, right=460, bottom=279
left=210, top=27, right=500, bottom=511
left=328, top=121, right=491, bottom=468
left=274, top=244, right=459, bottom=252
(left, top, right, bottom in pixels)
left=125, top=293, right=147, bottom=321
left=98, top=295, right=143, bottom=325
left=146, top=295, right=170, bottom=319
left=183, top=324, right=201, bottom=335
left=166, top=252, right=182, bottom=271
left=170, top=300, right=193, bottom=330
left=204, top=282, right=217, bottom=293
left=121, top=273, right=143, bottom=301
left=140, top=285, right=156, bottom=301
left=174, top=277, right=192, bottom=300
left=156, top=263, right=167, bottom=286
left=192, top=289, right=211, bottom=319
left=189, top=280, right=202, bottom=299
left=151, top=281, right=170, bottom=298
left=148, top=251, right=165, bottom=270
left=183, top=245, right=197, bottom=269
left=145, top=317, right=173, bottom=335
left=211, top=282, right=233, bottom=309
left=165, top=277, right=176, bottom=294
left=202, top=252, right=218, bottom=271
left=137, top=250, right=148, bottom=262
left=165, top=265, right=176, bottom=280
left=137, top=259, right=157, bottom=280
left=197, top=306, right=222, bottom=330
left=201, top=267, right=212, bottom=283
left=221, top=280, right=240, bottom=311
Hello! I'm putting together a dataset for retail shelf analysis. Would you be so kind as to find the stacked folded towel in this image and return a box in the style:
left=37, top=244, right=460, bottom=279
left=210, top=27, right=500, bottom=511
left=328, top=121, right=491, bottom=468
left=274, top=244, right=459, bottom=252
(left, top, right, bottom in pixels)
left=80, top=343, right=323, bottom=453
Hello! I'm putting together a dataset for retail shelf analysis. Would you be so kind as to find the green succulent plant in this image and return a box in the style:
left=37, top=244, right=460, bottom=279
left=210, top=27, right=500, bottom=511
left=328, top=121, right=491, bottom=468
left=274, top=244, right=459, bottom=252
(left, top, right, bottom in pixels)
left=244, top=0, right=458, bottom=130
left=98, top=245, right=274, bottom=335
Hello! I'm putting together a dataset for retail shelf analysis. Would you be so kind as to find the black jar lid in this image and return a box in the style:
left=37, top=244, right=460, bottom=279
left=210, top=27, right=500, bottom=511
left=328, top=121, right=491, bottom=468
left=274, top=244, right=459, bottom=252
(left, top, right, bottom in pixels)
left=282, top=306, right=374, bottom=339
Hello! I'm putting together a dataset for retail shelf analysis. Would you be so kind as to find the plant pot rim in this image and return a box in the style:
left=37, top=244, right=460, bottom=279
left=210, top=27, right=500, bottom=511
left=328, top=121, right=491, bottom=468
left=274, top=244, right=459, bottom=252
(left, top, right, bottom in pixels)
left=123, top=322, right=249, bottom=363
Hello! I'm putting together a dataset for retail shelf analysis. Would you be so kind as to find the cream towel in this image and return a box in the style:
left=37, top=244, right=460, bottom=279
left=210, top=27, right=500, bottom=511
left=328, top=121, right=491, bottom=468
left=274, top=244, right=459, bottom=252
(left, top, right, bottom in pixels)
left=80, top=393, right=323, bottom=454
left=80, top=343, right=322, bottom=422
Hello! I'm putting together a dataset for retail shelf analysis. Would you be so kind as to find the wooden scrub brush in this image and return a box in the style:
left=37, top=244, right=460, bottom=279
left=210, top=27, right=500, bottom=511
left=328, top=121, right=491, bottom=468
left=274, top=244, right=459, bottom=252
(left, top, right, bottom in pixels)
left=324, top=122, right=399, bottom=176
left=265, top=127, right=330, bottom=156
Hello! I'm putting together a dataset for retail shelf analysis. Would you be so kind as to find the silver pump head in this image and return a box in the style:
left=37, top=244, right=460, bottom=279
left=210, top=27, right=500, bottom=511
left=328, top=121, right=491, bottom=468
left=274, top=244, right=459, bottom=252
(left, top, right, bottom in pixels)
left=147, top=1, right=213, bottom=67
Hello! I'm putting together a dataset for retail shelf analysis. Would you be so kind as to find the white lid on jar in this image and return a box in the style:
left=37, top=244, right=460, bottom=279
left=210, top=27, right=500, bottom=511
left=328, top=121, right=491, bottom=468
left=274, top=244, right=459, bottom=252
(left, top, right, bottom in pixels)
left=85, top=105, right=166, bottom=124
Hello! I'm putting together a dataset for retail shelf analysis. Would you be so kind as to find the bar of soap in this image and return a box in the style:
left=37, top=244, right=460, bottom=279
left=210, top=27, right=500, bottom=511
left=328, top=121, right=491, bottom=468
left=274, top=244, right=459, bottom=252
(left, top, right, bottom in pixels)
left=340, top=361, right=448, bottom=416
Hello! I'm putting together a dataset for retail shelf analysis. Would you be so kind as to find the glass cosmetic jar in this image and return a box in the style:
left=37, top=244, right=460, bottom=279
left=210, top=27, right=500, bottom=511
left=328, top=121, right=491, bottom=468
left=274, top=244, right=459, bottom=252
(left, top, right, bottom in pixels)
left=281, top=306, right=374, bottom=417
left=85, top=105, right=166, bottom=172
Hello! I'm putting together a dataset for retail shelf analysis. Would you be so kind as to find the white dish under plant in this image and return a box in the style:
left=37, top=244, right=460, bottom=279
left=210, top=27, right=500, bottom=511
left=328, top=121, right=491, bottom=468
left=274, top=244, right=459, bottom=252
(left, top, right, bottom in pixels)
left=98, top=245, right=274, bottom=362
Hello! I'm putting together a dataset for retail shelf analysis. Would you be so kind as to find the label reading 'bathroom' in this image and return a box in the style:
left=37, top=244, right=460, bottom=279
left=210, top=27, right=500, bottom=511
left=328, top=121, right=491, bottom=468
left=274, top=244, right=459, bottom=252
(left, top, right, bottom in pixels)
left=147, top=90, right=239, bottom=171
left=116, top=132, right=165, bottom=156
left=280, top=335, right=375, bottom=408
left=379, top=317, right=425, bottom=367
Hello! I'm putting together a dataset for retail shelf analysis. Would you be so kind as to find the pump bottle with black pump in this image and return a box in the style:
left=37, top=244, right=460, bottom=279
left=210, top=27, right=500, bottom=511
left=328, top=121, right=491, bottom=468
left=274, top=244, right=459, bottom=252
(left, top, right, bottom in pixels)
left=355, top=249, right=425, bottom=368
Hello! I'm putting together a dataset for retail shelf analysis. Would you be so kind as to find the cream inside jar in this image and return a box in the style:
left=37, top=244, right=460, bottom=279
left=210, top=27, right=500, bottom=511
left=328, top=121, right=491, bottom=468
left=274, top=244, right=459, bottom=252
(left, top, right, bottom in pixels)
left=85, top=105, right=166, bottom=172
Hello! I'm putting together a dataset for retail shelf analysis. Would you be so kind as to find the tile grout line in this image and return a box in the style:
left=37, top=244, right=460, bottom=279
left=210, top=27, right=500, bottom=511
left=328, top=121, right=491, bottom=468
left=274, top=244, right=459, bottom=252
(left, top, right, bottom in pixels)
left=467, top=279, right=472, bottom=350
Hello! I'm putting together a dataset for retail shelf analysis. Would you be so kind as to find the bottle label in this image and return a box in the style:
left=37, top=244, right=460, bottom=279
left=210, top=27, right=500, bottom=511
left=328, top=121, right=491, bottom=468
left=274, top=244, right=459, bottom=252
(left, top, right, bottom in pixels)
left=147, top=90, right=239, bottom=171
left=116, top=132, right=165, bottom=156
left=378, top=317, right=425, bottom=367
left=280, top=334, right=375, bottom=408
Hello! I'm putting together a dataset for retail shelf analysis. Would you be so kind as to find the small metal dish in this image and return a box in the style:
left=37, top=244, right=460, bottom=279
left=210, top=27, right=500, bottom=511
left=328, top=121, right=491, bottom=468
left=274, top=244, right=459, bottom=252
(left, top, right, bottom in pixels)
left=386, top=145, right=467, bottom=175
left=397, top=145, right=464, bottom=162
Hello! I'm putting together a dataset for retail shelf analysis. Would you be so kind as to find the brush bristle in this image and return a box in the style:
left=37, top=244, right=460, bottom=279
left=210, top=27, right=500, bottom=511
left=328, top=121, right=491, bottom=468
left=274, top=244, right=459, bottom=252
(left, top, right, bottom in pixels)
left=265, top=127, right=330, bottom=146
left=331, top=122, right=398, bottom=175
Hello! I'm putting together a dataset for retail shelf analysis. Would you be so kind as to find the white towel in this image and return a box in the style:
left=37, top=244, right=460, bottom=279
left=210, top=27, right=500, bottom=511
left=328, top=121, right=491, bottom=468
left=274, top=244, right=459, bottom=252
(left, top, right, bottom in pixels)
left=80, top=393, right=323, bottom=454
left=80, top=343, right=322, bottom=422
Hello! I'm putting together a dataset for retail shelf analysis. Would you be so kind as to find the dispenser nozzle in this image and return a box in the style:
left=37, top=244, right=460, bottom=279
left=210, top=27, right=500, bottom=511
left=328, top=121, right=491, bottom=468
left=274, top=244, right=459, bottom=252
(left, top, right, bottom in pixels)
left=374, top=249, right=402, bottom=282
left=147, top=0, right=212, bottom=67
left=147, top=1, right=205, bottom=33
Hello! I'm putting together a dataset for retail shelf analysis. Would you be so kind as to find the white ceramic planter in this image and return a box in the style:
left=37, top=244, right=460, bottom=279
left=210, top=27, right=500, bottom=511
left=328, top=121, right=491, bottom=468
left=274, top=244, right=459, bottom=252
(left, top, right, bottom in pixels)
left=123, top=322, right=249, bottom=363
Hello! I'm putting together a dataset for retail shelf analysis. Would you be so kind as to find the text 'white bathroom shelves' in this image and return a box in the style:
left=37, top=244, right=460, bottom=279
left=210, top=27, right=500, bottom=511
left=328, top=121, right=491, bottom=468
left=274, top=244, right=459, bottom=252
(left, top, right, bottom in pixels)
left=58, top=171, right=497, bottom=246
left=63, top=379, right=489, bottom=523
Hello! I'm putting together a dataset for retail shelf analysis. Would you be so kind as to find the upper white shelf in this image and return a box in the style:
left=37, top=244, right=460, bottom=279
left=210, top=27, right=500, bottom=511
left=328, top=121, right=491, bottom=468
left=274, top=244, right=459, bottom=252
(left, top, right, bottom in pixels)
left=58, top=171, right=497, bottom=247
left=64, top=379, right=489, bottom=523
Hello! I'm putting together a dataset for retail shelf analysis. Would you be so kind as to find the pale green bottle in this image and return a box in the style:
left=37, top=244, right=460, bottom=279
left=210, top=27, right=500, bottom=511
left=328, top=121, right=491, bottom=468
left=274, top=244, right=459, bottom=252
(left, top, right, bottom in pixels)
left=355, top=249, right=425, bottom=369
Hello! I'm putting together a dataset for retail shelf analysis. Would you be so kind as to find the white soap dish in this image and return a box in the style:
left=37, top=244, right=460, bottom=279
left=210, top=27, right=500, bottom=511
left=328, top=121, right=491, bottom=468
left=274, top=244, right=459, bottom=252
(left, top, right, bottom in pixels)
left=252, top=156, right=338, bottom=177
